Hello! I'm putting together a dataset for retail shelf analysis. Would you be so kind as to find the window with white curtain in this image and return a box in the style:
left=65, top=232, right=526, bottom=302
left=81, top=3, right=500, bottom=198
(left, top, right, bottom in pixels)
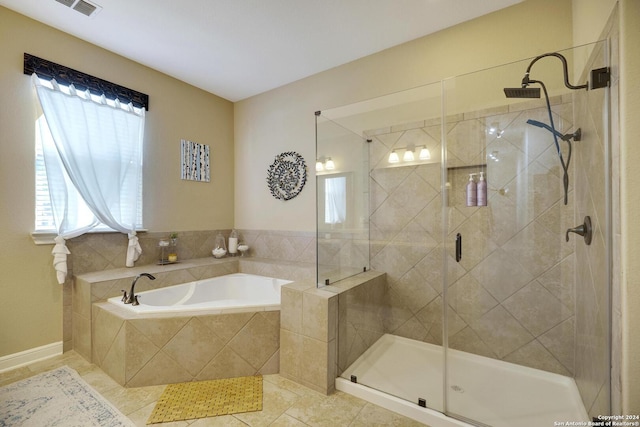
left=325, top=175, right=347, bottom=225
left=33, top=73, right=146, bottom=283
left=318, top=173, right=354, bottom=229
left=34, top=78, right=144, bottom=233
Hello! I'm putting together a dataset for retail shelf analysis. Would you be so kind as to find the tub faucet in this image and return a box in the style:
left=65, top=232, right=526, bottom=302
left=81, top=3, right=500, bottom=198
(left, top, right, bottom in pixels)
left=122, top=273, right=155, bottom=305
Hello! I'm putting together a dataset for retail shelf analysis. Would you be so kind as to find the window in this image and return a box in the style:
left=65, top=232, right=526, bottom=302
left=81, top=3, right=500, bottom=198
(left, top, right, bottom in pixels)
left=317, top=173, right=353, bottom=229
left=325, top=176, right=347, bottom=225
left=33, top=78, right=144, bottom=233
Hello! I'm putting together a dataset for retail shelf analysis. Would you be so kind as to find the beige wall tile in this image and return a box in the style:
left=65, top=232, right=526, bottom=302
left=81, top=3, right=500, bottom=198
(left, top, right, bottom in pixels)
left=163, top=317, right=225, bottom=376
left=196, top=346, right=257, bottom=381
left=280, top=329, right=303, bottom=381
left=126, top=350, right=192, bottom=387
left=124, top=324, right=159, bottom=382
left=228, top=313, right=280, bottom=370
left=198, top=311, right=253, bottom=342
left=281, top=286, right=303, bottom=334
left=100, top=326, right=126, bottom=386
left=91, top=306, right=124, bottom=365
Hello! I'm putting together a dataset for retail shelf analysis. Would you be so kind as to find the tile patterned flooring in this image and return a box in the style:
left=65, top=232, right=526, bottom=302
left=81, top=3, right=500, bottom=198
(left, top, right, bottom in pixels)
left=0, top=351, right=428, bottom=426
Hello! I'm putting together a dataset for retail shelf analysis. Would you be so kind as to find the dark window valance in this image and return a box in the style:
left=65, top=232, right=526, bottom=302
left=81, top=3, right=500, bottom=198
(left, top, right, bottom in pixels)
left=24, top=53, right=149, bottom=110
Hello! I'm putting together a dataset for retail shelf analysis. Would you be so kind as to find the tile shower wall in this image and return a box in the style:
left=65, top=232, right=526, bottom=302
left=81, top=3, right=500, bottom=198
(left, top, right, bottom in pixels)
left=366, top=97, right=578, bottom=377
left=573, top=41, right=612, bottom=418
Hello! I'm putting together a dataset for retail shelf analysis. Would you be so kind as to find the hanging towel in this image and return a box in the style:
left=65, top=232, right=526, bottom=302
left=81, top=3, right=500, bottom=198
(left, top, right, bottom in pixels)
left=126, top=232, right=142, bottom=267
left=52, top=236, right=70, bottom=284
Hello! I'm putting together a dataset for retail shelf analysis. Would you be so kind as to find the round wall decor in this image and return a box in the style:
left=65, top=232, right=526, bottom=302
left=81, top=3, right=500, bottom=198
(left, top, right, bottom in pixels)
left=266, top=151, right=307, bottom=201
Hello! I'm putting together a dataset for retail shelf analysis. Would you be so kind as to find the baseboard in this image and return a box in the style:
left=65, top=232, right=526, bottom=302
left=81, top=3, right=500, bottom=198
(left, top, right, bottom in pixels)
left=0, top=342, right=63, bottom=373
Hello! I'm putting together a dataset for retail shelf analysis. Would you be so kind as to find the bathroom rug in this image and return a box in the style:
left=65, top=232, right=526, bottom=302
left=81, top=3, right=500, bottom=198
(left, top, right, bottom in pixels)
left=0, top=365, right=133, bottom=426
left=147, top=375, right=263, bottom=424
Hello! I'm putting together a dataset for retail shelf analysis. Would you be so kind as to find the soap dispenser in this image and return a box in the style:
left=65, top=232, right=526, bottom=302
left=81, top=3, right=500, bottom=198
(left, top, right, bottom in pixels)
left=477, top=172, right=487, bottom=206
left=466, top=173, right=477, bottom=207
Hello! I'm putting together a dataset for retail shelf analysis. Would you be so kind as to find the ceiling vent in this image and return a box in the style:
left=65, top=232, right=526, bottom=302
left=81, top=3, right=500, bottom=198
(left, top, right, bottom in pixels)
left=54, top=0, right=102, bottom=18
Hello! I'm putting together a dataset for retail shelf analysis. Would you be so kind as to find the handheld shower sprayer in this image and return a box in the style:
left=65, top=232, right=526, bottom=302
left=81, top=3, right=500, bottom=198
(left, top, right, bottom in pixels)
left=503, top=52, right=590, bottom=205
left=526, top=119, right=581, bottom=142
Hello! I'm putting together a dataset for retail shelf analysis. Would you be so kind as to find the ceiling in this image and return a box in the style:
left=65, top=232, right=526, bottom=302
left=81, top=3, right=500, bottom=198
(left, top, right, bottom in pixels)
left=1, top=0, right=522, bottom=102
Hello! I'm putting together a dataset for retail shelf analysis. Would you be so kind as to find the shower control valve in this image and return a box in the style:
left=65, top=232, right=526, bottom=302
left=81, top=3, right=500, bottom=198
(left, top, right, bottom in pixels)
left=566, top=216, right=592, bottom=245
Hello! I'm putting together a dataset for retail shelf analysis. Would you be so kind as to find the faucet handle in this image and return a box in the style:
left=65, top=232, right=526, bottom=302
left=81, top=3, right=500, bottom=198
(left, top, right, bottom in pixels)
left=120, top=289, right=128, bottom=302
left=566, top=216, right=592, bottom=245
left=132, top=295, right=140, bottom=306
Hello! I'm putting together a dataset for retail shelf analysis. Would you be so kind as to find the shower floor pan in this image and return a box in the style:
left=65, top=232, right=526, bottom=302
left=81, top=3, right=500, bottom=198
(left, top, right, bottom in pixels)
left=337, top=334, right=588, bottom=427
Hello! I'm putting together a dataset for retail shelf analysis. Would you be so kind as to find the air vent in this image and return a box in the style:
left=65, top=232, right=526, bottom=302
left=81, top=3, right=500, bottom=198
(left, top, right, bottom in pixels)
left=54, top=0, right=102, bottom=17
left=72, top=0, right=100, bottom=17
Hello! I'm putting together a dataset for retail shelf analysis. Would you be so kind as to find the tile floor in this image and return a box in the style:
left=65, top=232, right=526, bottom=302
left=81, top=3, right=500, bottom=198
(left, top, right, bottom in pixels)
left=0, top=351, right=428, bottom=426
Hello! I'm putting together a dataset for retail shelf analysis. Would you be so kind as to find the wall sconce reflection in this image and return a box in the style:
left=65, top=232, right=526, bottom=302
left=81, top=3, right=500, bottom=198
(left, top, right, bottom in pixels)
left=403, top=149, right=414, bottom=162
left=419, top=146, right=431, bottom=160
left=388, top=144, right=431, bottom=164
left=316, top=156, right=336, bottom=172
left=388, top=150, right=400, bottom=163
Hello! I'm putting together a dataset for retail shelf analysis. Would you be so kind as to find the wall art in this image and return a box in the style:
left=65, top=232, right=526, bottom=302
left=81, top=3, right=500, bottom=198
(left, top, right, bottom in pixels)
left=180, top=139, right=210, bottom=182
left=266, top=151, right=307, bottom=200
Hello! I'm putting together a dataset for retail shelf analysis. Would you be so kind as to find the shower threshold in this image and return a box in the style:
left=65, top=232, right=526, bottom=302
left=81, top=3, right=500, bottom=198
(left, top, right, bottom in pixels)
left=337, top=334, right=588, bottom=427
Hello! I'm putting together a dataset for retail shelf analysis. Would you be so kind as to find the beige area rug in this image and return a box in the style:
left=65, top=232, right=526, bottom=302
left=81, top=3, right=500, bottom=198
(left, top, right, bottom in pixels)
left=0, top=365, right=133, bottom=426
left=147, top=375, right=263, bottom=424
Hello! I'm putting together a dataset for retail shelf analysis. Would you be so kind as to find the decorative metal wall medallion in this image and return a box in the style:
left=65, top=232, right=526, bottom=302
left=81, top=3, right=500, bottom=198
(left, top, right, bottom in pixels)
left=266, top=152, right=307, bottom=200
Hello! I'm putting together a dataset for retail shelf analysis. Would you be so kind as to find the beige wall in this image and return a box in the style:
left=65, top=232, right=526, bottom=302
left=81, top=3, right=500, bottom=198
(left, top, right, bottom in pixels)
left=0, top=7, right=234, bottom=357
left=234, top=0, right=574, bottom=232
left=573, top=0, right=618, bottom=47
left=572, top=0, right=618, bottom=78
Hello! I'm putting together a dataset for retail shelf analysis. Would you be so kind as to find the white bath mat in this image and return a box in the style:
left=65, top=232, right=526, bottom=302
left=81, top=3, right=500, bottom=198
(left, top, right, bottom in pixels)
left=0, top=365, right=133, bottom=426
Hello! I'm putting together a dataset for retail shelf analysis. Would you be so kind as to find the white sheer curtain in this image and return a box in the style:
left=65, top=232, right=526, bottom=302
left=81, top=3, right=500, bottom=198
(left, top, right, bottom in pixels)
left=33, top=74, right=145, bottom=284
left=325, top=176, right=346, bottom=225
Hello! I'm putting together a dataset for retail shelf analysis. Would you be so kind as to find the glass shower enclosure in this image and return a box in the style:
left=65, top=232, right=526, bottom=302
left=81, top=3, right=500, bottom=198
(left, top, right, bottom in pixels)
left=316, top=41, right=611, bottom=427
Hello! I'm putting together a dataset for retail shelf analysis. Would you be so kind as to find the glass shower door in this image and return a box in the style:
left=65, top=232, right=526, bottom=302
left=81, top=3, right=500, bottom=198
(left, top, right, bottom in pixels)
left=320, top=82, right=447, bottom=412
left=442, top=42, right=610, bottom=426
left=315, top=113, right=370, bottom=287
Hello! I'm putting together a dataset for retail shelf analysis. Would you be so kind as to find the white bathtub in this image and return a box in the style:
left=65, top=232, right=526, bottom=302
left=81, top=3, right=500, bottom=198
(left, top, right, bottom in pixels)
left=107, top=272, right=293, bottom=314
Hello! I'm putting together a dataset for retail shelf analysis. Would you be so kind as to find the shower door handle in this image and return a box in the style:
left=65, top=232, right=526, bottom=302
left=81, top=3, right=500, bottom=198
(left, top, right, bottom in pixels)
left=455, top=233, right=462, bottom=262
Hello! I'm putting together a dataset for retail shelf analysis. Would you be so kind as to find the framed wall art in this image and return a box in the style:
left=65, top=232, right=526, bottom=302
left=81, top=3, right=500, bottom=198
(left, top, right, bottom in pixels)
left=180, top=139, right=210, bottom=182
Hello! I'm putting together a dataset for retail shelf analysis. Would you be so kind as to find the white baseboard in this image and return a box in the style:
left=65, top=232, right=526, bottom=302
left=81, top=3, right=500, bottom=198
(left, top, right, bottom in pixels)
left=0, top=342, right=63, bottom=373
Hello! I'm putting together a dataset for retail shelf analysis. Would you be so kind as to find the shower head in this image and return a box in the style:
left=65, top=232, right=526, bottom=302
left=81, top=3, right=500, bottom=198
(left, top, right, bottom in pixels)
left=503, top=87, right=541, bottom=98
left=504, top=52, right=588, bottom=100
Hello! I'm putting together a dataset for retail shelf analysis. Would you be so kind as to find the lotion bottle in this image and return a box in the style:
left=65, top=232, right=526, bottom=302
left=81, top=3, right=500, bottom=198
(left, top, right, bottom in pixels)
left=228, top=229, right=239, bottom=255
left=477, top=172, right=487, bottom=206
left=466, top=174, right=477, bottom=207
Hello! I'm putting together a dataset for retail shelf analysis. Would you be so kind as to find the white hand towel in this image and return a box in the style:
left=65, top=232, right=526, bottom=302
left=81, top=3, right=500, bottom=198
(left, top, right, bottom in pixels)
left=126, top=232, right=142, bottom=267
left=52, top=235, right=70, bottom=284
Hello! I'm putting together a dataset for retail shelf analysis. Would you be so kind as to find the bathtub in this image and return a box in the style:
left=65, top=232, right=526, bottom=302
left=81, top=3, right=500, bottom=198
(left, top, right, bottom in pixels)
left=107, top=272, right=293, bottom=314
left=95, top=272, right=291, bottom=387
